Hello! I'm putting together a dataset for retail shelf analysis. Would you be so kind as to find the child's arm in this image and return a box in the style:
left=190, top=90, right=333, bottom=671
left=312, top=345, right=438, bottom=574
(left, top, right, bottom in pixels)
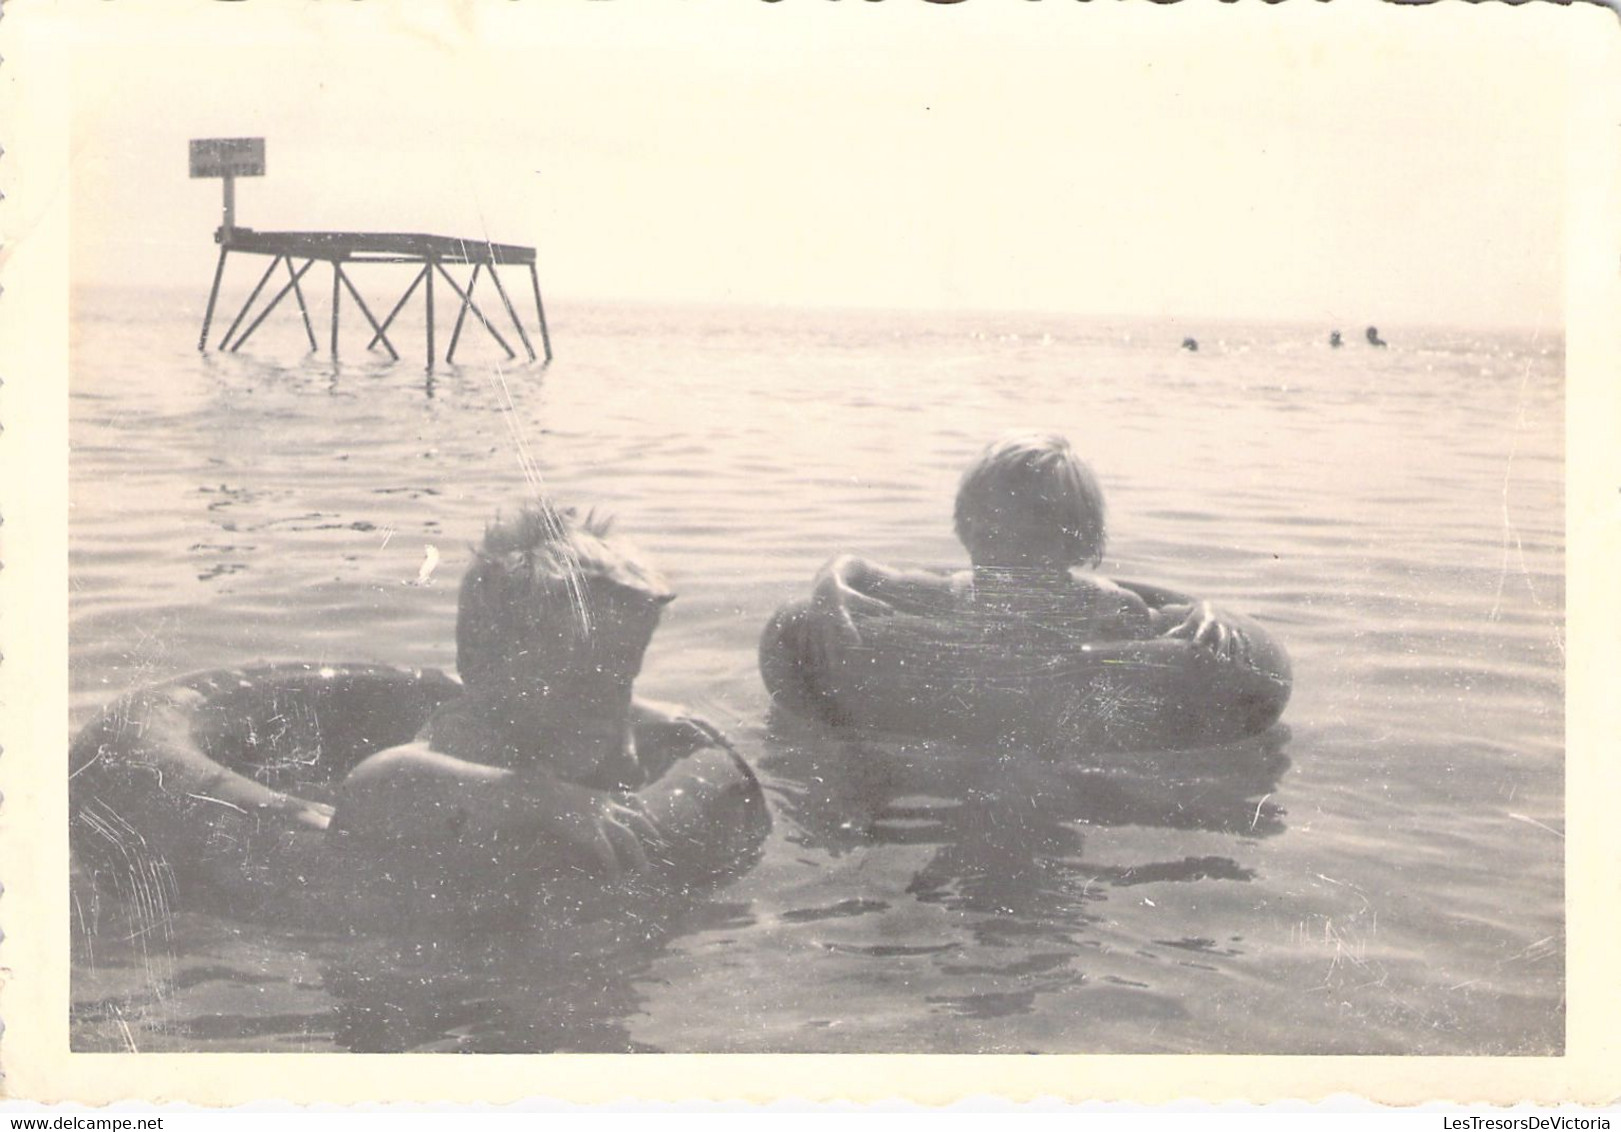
left=629, top=697, right=730, bottom=781
left=1112, top=579, right=1257, bottom=663
left=1068, top=574, right=1157, bottom=638
left=334, top=741, right=660, bottom=881
left=810, top=554, right=957, bottom=644
left=1152, top=600, right=1255, bottom=665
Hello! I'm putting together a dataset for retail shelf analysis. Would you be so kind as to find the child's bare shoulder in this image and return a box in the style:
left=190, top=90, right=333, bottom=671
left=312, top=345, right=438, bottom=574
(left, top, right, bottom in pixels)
left=1073, top=572, right=1135, bottom=600
left=413, top=699, right=509, bottom=766
left=1062, top=571, right=1155, bottom=632
left=1062, top=570, right=1122, bottom=592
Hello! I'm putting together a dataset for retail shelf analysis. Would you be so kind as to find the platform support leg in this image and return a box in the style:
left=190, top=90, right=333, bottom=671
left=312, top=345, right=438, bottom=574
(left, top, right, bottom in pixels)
left=287, top=258, right=318, bottom=352
left=489, top=266, right=536, bottom=363
left=446, top=264, right=481, bottom=365
left=229, top=258, right=316, bottom=353
left=425, top=260, right=436, bottom=370
left=199, top=247, right=230, bottom=352
left=435, top=263, right=515, bottom=361
left=336, top=264, right=399, bottom=361
left=371, top=266, right=427, bottom=351
left=219, top=255, right=285, bottom=352
left=331, top=261, right=342, bottom=360
left=528, top=263, right=553, bottom=364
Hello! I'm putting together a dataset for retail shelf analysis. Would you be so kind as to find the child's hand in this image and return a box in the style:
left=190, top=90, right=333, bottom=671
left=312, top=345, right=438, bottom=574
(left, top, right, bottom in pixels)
left=633, top=697, right=731, bottom=761
left=1163, top=600, right=1252, bottom=666
left=664, top=709, right=729, bottom=753
left=547, top=779, right=662, bottom=880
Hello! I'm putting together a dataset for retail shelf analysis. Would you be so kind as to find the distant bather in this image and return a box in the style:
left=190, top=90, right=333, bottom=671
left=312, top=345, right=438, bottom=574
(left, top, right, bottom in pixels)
left=1329, top=331, right=1342, bottom=349
left=1181, top=337, right=1199, bottom=352
left=1366, top=326, right=1387, bottom=348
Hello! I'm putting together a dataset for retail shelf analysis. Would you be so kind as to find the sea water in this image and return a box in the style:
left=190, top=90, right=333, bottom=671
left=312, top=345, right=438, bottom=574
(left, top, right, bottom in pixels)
left=69, top=286, right=1563, bottom=1054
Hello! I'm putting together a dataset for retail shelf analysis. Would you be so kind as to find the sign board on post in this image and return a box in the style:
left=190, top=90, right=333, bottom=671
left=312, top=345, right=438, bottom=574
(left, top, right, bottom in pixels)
left=189, top=137, right=266, bottom=179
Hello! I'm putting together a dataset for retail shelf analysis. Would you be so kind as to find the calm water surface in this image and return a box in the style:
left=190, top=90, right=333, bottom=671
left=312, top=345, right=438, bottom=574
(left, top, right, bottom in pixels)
left=70, top=287, right=1563, bottom=1054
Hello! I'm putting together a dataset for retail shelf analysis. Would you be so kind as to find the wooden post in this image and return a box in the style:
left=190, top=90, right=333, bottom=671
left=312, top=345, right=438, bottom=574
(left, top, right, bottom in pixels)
left=529, top=263, right=553, bottom=364
left=331, top=261, right=342, bottom=360
left=446, top=264, right=482, bottom=364
left=286, top=257, right=318, bottom=352
left=336, top=264, right=398, bottom=361
left=489, top=265, right=536, bottom=363
left=435, top=263, right=515, bottom=361
left=371, top=266, right=428, bottom=365
left=198, top=247, right=230, bottom=352
left=217, top=255, right=284, bottom=351
left=228, top=258, right=316, bottom=353
left=425, top=259, right=436, bottom=370
left=222, top=174, right=237, bottom=235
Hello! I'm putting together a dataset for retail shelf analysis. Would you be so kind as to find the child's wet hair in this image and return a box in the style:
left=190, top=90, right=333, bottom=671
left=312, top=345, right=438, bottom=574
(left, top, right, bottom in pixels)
left=953, top=431, right=1108, bottom=567
left=456, top=501, right=674, bottom=686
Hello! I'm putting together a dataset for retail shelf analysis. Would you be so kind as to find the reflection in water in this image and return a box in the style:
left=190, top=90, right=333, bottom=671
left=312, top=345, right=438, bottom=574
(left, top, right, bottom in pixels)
left=323, top=899, right=756, bottom=1053
left=759, top=710, right=1291, bottom=1023
left=70, top=895, right=764, bottom=1053
left=763, top=709, right=1291, bottom=849
left=70, top=712, right=1287, bottom=1050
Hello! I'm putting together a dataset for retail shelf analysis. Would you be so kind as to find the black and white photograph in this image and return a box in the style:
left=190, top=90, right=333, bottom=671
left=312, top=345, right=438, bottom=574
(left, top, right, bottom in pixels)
left=3, top=0, right=1616, bottom=1107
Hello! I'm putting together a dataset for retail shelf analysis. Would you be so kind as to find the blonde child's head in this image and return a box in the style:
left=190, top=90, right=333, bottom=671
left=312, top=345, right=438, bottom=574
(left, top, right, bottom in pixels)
left=953, top=432, right=1108, bottom=569
left=456, top=502, right=675, bottom=690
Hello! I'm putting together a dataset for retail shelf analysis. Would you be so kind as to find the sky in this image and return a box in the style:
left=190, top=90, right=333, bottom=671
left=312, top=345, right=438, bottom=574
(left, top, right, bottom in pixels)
left=53, top=1, right=1574, bottom=329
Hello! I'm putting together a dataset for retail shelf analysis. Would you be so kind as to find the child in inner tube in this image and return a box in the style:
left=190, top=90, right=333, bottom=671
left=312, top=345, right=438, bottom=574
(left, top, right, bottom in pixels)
left=331, top=503, right=726, bottom=880
left=806, top=431, right=1255, bottom=668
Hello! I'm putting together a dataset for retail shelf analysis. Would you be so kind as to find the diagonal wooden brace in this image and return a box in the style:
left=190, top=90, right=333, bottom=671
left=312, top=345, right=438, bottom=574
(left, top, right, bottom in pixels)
left=286, top=258, right=318, bottom=351
left=435, top=262, right=515, bottom=362
left=217, top=255, right=284, bottom=351
left=445, top=263, right=482, bottom=363
left=198, top=247, right=231, bottom=352
left=370, top=266, right=429, bottom=351
left=488, top=265, right=536, bottom=363
left=228, top=257, right=318, bottom=353
left=335, top=263, right=399, bottom=361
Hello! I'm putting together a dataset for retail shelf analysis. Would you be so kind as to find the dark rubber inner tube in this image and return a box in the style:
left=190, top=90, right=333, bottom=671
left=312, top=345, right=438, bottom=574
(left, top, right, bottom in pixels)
left=759, top=582, right=1291, bottom=751
left=71, top=663, right=770, bottom=929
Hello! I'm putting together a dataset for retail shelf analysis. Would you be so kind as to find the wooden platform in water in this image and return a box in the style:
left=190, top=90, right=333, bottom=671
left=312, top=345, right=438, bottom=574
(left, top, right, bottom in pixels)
left=188, top=137, right=551, bottom=368
left=201, top=225, right=551, bottom=367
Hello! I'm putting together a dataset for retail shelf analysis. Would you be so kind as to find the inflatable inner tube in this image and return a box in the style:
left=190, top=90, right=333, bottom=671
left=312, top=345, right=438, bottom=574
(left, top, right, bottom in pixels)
left=70, top=663, right=770, bottom=930
left=759, top=582, right=1291, bottom=751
